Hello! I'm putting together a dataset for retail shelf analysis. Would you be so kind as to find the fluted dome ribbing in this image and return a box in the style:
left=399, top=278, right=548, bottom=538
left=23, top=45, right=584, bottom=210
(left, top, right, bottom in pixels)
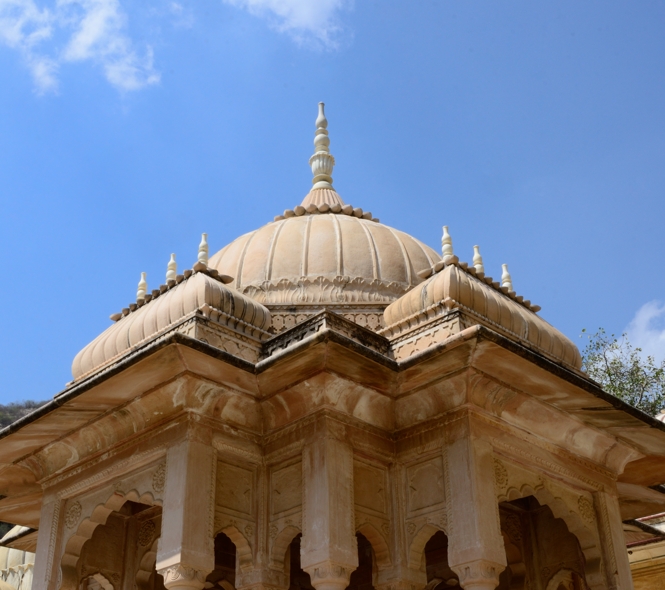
left=209, top=214, right=439, bottom=306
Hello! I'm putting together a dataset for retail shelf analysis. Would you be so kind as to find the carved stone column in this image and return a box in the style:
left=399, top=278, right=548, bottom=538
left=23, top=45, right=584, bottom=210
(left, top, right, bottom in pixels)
left=32, top=494, right=62, bottom=590
left=301, top=417, right=358, bottom=590
left=445, top=415, right=506, bottom=590
left=596, top=490, right=635, bottom=590
left=157, top=434, right=216, bottom=590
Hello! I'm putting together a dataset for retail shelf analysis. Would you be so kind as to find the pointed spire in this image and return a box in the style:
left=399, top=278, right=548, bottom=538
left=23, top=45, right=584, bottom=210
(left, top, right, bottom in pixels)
left=309, top=102, right=335, bottom=190
left=198, top=233, right=209, bottom=266
left=137, top=272, right=147, bottom=302
left=501, top=264, right=513, bottom=291
left=166, top=253, right=177, bottom=282
left=441, top=226, right=454, bottom=259
left=473, top=245, right=484, bottom=274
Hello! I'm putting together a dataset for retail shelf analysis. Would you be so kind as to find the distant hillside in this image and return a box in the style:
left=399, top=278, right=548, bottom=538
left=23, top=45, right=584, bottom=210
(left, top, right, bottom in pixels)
left=0, top=401, right=47, bottom=429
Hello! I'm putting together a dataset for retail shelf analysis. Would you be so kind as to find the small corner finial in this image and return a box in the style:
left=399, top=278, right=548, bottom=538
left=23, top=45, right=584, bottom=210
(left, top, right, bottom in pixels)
left=137, top=272, right=147, bottom=302
left=198, top=233, right=209, bottom=266
left=473, top=245, right=484, bottom=274
left=441, top=226, right=454, bottom=259
left=501, top=264, right=513, bottom=291
left=166, top=253, right=177, bottom=282
left=309, top=102, right=335, bottom=190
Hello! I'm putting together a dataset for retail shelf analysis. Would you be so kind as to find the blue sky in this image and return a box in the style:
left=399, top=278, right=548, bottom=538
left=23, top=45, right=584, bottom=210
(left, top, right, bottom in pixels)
left=1, top=1, right=664, bottom=403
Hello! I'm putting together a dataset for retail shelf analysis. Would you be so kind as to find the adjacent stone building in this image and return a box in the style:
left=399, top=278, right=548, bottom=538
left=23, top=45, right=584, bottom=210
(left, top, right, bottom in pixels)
left=1, top=104, right=665, bottom=590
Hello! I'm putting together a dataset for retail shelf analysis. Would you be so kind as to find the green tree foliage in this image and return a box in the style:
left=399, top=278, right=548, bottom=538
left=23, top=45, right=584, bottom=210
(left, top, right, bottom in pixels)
left=581, top=328, right=665, bottom=417
left=0, top=401, right=46, bottom=429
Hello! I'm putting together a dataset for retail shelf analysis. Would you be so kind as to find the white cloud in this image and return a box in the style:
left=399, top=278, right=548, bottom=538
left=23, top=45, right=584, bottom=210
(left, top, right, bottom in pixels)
left=625, top=301, right=665, bottom=362
left=0, top=0, right=159, bottom=92
left=222, top=0, right=350, bottom=48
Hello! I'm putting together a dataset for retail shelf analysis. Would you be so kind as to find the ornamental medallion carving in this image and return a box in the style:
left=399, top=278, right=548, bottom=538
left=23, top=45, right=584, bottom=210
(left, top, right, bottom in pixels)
left=493, top=459, right=508, bottom=491
left=578, top=496, right=594, bottom=525
left=152, top=462, right=166, bottom=493
left=65, top=501, right=82, bottom=529
left=501, top=511, right=522, bottom=543
left=138, top=520, right=156, bottom=547
left=406, top=522, right=416, bottom=536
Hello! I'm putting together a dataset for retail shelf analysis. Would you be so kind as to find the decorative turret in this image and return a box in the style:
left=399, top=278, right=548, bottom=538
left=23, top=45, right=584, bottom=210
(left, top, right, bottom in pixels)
left=198, top=233, right=209, bottom=266
left=501, top=263, right=513, bottom=292
left=441, top=226, right=454, bottom=259
left=473, top=245, right=484, bottom=274
left=137, top=272, right=147, bottom=303
left=166, top=254, right=177, bottom=282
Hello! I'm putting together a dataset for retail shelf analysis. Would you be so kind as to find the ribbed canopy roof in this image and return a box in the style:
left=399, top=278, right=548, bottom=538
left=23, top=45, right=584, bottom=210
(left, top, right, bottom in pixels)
left=209, top=214, right=439, bottom=305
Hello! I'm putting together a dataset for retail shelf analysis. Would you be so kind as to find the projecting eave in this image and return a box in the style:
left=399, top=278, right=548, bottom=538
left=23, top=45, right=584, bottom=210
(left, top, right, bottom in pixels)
left=1, top=314, right=665, bottom=533
left=3, top=315, right=665, bottom=462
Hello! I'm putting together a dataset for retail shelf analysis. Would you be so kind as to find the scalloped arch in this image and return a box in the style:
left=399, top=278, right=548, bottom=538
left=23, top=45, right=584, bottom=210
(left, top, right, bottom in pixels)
left=136, top=538, right=160, bottom=590
left=217, top=525, right=253, bottom=571
left=83, top=572, right=113, bottom=590
left=269, top=525, right=301, bottom=571
left=499, top=485, right=602, bottom=589
left=407, top=523, right=446, bottom=572
left=545, top=567, right=588, bottom=590
left=60, top=489, right=160, bottom=590
left=357, top=523, right=391, bottom=570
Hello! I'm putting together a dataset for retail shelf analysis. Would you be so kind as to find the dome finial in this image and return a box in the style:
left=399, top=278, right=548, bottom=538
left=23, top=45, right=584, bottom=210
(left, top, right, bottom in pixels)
left=473, top=245, right=484, bottom=274
left=309, top=102, right=335, bottom=190
left=501, top=263, right=513, bottom=291
left=198, top=233, right=209, bottom=266
left=137, top=272, right=147, bottom=303
left=166, top=253, right=177, bottom=282
left=441, top=226, right=454, bottom=259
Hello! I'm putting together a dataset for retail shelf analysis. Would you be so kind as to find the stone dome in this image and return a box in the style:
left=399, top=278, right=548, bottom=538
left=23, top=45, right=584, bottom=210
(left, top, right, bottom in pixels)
left=209, top=208, right=440, bottom=306
left=209, top=103, right=440, bottom=310
left=72, top=270, right=271, bottom=380
left=383, top=259, right=582, bottom=369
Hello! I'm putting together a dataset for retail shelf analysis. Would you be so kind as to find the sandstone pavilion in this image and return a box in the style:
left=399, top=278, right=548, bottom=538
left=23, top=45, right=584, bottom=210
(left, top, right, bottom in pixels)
left=1, top=104, right=665, bottom=590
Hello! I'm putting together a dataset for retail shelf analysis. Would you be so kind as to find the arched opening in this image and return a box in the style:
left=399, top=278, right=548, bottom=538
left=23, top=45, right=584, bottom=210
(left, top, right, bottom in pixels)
left=136, top=538, right=164, bottom=590
left=347, top=533, right=374, bottom=590
left=545, top=568, right=587, bottom=590
left=423, top=531, right=459, bottom=590
left=205, top=532, right=238, bottom=590
left=499, top=497, right=588, bottom=590
left=287, top=534, right=314, bottom=590
left=74, top=500, right=163, bottom=590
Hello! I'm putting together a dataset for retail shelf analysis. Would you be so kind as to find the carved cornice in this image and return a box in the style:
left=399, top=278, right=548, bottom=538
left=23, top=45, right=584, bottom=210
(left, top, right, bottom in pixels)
left=242, top=276, right=410, bottom=306
left=261, top=310, right=391, bottom=360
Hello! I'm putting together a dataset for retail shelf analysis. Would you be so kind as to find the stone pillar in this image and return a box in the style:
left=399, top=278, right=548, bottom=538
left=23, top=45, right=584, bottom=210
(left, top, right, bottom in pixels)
left=445, top=416, right=506, bottom=590
left=157, top=435, right=216, bottom=590
left=235, top=462, right=289, bottom=590
left=596, top=490, right=635, bottom=590
left=32, top=494, right=62, bottom=590
left=301, top=418, right=358, bottom=590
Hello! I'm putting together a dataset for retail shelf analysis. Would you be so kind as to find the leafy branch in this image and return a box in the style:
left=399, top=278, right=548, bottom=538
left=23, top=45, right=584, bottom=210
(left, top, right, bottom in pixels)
left=581, top=328, right=665, bottom=416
